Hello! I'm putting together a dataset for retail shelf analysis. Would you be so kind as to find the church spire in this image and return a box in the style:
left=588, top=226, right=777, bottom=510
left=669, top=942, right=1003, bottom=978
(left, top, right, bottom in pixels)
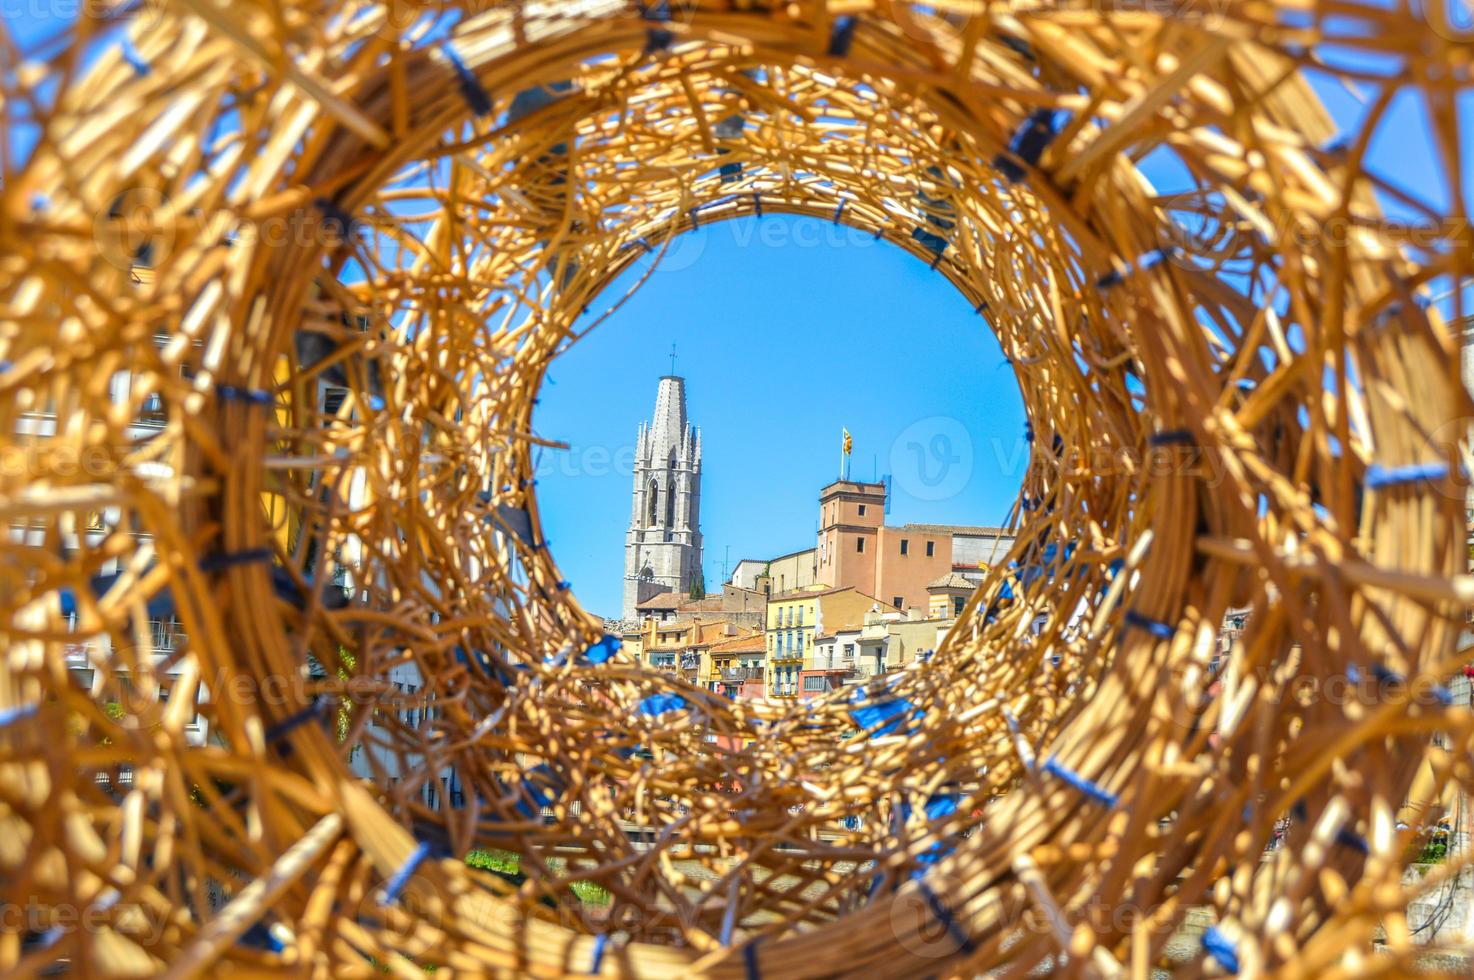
left=647, top=374, right=688, bottom=462
left=623, top=372, right=704, bottom=620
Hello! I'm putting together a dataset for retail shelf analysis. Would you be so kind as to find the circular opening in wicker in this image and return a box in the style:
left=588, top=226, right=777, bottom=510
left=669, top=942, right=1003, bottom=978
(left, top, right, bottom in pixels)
left=2, top=1, right=1471, bottom=976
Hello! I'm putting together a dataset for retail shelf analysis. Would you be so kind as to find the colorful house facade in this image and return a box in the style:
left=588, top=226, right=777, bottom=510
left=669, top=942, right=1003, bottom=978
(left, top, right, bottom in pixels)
left=765, top=586, right=883, bottom=698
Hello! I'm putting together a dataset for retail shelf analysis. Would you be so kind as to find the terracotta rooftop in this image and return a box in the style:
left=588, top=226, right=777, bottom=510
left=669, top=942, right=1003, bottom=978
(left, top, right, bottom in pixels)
left=707, top=633, right=767, bottom=654
left=812, top=626, right=864, bottom=640
left=927, top=572, right=976, bottom=590
left=635, top=591, right=685, bottom=610
left=770, top=585, right=885, bottom=605
left=899, top=523, right=1014, bottom=537
left=819, top=479, right=887, bottom=493
left=769, top=585, right=845, bottom=601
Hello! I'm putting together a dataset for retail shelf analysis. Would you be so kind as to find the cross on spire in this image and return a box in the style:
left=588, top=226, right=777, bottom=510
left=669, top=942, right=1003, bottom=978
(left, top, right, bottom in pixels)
left=669, top=342, right=678, bottom=376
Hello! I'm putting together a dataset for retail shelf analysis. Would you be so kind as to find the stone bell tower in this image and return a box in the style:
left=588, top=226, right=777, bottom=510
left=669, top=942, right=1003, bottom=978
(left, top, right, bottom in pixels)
left=623, top=375, right=703, bottom=619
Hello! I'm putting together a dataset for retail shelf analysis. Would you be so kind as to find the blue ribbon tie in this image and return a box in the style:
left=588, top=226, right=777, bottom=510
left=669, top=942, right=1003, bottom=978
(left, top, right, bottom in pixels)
left=827, top=15, right=858, bottom=56
left=1042, top=755, right=1118, bottom=807
left=1124, top=610, right=1174, bottom=639
left=1366, top=462, right=1449, bottom=489
left=380, top=841, right=433, bottom=905
left=441, top=44, right=492, bottom=116
left=1201, top=926, right=1240, bottom=974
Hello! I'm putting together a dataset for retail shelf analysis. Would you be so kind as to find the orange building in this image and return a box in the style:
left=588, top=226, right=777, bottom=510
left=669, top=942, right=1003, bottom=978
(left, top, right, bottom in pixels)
left=814, top=479, right=1014, bottom=613
left=707, top=632, right=767, bottom=699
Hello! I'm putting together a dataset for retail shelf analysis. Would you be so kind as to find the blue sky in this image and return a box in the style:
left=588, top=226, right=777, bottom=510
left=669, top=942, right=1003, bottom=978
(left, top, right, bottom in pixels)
left=532, top=218, right=1026, bottom=617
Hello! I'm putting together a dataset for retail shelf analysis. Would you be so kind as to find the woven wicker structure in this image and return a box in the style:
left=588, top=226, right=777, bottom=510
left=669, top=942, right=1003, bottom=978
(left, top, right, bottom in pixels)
left=2, top=0, right=1473, bottom=975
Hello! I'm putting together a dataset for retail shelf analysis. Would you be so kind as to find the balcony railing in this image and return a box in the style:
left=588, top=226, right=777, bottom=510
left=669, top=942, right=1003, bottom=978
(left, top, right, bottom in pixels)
left=810, top=663, right=861, bottom=678
left=149, top=619, right=184, bottom=652
left=718, top=667, right=764, bottom=682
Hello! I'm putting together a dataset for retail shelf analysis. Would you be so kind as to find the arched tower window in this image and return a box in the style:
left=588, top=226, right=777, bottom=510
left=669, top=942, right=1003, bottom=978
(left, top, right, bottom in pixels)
left=647, top=479, right=659, bottom=526
left=665, top=474, right=676, bottom=526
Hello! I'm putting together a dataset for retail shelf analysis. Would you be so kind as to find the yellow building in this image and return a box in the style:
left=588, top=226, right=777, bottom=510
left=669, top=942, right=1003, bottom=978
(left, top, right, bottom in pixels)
left=857, top=608, right=956, bottom=675
left=619, top=624, right=645, bottom=667
left=640, top=618, right=692, bottom=672
left=707, top=632, right=767, bottom=698
left=760, top=548, right=819, bottom=596
left=765, top=586, right=883, bottom=697
left=926, top=572, right=974, bottom=619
